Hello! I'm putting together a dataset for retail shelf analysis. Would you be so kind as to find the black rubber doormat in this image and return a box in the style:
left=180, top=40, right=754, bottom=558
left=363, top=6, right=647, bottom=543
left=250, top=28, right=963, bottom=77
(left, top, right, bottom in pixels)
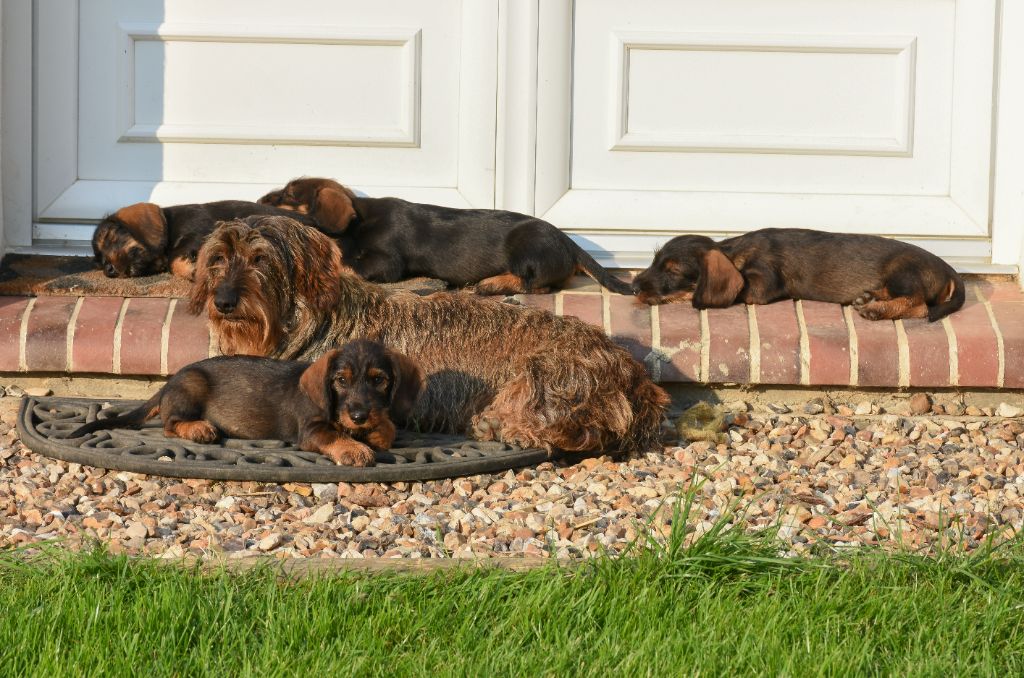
left=17, top=397, right=550, bottom=483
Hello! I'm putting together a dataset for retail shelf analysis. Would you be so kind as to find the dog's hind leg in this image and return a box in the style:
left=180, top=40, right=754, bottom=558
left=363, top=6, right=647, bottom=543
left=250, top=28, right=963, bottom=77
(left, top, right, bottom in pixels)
left=167, top=419, right=220, bottom=444
left=852, top=289, right=928, bottom=320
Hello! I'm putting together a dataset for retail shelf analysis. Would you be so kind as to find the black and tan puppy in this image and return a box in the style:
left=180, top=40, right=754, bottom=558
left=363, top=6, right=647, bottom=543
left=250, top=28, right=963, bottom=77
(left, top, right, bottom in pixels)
left=633, top=228, right=964, bottom=321
left=91, top=200, right=317, bottom=279
left=258, top=177, right=633, bottom=295
left=68, top=340, right=424, bottom=466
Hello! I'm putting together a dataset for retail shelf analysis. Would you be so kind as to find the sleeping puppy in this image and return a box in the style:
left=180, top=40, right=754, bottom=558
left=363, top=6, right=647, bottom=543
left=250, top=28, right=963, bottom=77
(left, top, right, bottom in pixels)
left=68, top=339, right=424, bottom=466
left=258, top=177, right=634, bottom=295
left=632, top=228, right=965, bottom=321
left=91, top=200, right=317, bottom=279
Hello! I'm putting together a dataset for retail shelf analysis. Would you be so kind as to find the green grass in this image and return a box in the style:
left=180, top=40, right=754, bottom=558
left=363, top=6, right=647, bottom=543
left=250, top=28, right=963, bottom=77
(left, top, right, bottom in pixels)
left=2, top=508, right=1024, bottom=678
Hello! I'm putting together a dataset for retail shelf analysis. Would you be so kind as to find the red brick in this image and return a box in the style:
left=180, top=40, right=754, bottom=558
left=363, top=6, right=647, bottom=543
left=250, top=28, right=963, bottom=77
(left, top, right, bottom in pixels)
left=71, top=297, right=124, bottom=373
left=902, top=317, right=950, bottom=387
left=561, top=293, right=603, bottom=328
left=850, top=313, right=899, bottom=387
left=166, top=302, right=211, bottom=374
left=754, top=301, right=800, bottom=384
left=24, top=297, right=77, bottom=372
left=608, top=295, right=652, bottom=365
left=800, top=301, right=850, bottom=386
left=948, top=299, right=999, bottom=387
left=991, top=299, right=1024, bottom=388
left=519, top=293, right=554, bottom=314
left=0, top=297, right=30, bottom=371
left=706, top=305, right=749, bottom=384
left=974, top=280, right=1024, bottom=304
left=119, top=298, right=170, bottom=375
left=657, top=303, right=701, bottom=382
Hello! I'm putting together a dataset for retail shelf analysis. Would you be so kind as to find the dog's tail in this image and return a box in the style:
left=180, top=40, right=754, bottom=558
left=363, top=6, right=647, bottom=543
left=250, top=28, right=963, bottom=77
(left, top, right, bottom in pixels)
left=574, top=248, right=634, bottom=296
left=68, top=392, right=162, bottom=438
left=623, top=371, right=672, bottom=454
left=927, top=274, right=966, bottom=322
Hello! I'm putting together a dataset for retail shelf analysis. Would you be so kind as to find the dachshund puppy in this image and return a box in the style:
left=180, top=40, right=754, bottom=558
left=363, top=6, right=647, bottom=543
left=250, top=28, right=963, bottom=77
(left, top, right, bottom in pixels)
left=258, top=177, right=633, bottom=295
left=632, top=228, right=965, bottom=321
left=91, top=200, right=317, bottom=279
left=69, top=340, right=424, bottom=466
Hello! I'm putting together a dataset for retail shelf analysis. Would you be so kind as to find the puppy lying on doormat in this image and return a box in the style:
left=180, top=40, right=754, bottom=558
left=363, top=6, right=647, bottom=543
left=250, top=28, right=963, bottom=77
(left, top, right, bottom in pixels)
left=258, top=177, right=633, bottom=295
left=189, top=215, right=670, bottom=455
left=91, top=200, right=318, bottom=279
left=632, top=228, right=964, bottom=321
left=69, top=339, right=423, bottom=467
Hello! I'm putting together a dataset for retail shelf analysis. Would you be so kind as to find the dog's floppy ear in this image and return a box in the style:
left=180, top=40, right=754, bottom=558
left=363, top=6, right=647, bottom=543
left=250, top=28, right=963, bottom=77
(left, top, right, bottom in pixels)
left=299, top=349, right=340, bottom=412
left=114, top=202, right=167, bottom=251
left=314, top=185, right=357, bottom=235
left=693, top=249, right=744, bottom=309
left=295, top=227, right=344, bottom=312
left=386, top=349, right=425, bottom=421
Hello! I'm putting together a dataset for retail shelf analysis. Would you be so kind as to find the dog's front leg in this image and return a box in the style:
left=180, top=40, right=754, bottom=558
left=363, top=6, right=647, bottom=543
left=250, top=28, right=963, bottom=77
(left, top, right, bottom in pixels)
left=300, top=420, right=376, bottom=467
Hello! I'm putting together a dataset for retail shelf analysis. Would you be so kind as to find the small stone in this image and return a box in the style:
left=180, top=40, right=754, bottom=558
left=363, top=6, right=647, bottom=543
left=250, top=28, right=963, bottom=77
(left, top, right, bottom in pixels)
left=124, top=521, right=148, bottom=540
left=909, top=393, right=932, bottom=416
left=257, top=534, right=282, bottom=552
left=304, top=503, right=335, bottom=525
left=768, top=403, right=791, bottom=414
left=854, top=401, right=872, bottom=416
left=23, top=387, right=53, bottom=398
left=996, top=403, right=1023, bottom=418
left=311, top=483, right=339, bottom=501
left=802, top=401, right=824, bottom=415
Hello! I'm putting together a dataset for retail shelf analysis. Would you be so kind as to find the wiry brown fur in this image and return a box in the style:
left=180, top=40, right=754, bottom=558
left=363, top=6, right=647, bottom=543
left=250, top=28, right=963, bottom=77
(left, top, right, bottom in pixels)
left=191, top=216, right=670, bottom=455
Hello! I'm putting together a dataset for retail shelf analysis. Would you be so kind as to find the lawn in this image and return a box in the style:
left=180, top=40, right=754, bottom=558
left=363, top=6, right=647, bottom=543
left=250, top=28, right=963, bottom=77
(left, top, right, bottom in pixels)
left=1, top=510, right=1023, bottom=677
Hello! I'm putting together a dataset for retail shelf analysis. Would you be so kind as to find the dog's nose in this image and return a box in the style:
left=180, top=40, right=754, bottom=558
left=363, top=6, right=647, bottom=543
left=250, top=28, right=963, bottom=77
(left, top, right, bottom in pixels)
left=104, top=264, right=118, bottom=278
left=214, top=287, right=238, bottom=315
left=348, top=408, right=369, bottom=425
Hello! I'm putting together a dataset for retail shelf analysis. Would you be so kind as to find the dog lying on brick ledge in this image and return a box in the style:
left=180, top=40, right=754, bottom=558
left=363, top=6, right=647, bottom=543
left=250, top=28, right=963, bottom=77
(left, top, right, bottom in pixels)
left=188, top=215, right=669, bottom=455
left=91, top=200, right=317, bottom=279
left=69, top=340, right=423, bottom=467
left=258, top=177, right=634, bottom=296
left=632, top=228, right=965, bottom=321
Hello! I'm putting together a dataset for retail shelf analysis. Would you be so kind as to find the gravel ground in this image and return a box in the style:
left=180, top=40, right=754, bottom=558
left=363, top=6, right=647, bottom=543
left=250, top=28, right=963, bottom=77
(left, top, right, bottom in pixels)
left=1, top=393, right=1023, bottom=560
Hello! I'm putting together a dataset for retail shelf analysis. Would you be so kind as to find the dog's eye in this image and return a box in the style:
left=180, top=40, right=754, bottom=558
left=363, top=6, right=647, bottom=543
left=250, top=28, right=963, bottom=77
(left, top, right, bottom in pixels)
left=210, top=254, right=226, bottom=266
left=253, top=253, right=266, bottom=266
left=372, top=375, right=385, bottom=386
left=334, top=375, right=347, bottom=386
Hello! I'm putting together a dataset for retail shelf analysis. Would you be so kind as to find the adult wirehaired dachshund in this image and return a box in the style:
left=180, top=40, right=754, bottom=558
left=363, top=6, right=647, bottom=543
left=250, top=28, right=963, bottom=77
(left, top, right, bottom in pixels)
left=91, top=200, right=316, bottom=279
left=69, top=340, right=424, bottom=467
left=257, top=177, right=633, bottom=296
left=632, top=228, right=965, bottom=321
left=189, top=215, right=669, bottom=455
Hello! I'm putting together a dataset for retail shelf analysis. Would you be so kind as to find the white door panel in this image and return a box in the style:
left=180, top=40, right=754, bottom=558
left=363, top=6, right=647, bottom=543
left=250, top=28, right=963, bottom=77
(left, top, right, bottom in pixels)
left=535, top=0, right=995, bottom=242
left=36, top=0, right=497, bottom=238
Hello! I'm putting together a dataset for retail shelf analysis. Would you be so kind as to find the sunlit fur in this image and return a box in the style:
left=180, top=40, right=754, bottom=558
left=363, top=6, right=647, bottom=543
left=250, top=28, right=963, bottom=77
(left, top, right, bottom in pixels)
left=191, top=216, right=670, bottom=455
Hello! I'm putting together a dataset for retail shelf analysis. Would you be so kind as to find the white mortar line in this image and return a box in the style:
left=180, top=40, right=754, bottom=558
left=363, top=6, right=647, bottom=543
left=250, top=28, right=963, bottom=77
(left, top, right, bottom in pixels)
left=978, top=288, right=1005, bottom=388
left=747, top=305, right=761, bottom=384
left=208, top=317, right=219, bottom=358
left=554, top=291, right=564, bottom=317
left=112, top=298, right=130, bottom=375
left=894, top=320, right=910, bottom=388
left=161, top=299, right=177, bottom=376
left=601, top=288, right=612, bottom=335
left=795, top=300, right=810, bottom=386
left=66, top=297, right=84, bottom=372
left=843, top=305, right=859, bottom=387
left=17, top=297, right=36, bottom=372
left=699, top=309, right=710, bottom=383
left=941, top=316, right=959, bottom=387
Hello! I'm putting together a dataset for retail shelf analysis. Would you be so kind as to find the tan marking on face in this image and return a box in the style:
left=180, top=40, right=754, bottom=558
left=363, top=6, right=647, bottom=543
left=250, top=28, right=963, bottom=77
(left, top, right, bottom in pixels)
left=170, top=256, right=194, bottom=279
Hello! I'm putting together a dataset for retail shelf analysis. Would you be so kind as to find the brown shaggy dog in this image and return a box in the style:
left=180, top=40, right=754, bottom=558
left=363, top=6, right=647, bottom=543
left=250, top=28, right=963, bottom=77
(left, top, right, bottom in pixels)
left=190, top=216, right=669, bottom=455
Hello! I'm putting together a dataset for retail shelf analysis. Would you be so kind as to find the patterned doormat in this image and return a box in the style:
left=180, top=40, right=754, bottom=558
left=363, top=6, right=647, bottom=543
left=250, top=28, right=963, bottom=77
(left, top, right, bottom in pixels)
left=17, top=397, right=551, bottom=483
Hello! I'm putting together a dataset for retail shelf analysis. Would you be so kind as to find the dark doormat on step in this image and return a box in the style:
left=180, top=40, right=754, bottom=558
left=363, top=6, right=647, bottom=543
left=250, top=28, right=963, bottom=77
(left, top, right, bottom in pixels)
left=18, top=397, right=551, bottom=483
left=0, top=254, right=449, bottom=298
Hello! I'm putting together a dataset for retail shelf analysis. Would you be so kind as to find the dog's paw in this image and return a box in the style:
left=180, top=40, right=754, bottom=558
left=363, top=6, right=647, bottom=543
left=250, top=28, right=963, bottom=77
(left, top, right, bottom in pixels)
left=365, top=425, right=396, bottom=451
left=323, top=438, right=376, bottom=467
left=856, top=305, right=884, bottom=321
left=852, top=291, right=876, bottom=308
left=168, top=420, right=219, bottom=444
left=470, top=415, right=502, bottom=441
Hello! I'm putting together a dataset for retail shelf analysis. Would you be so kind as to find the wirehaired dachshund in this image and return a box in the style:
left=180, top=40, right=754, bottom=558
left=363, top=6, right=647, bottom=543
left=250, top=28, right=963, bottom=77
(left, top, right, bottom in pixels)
left=189, top=216, right=670, bottom=455
left=91, top=200, right=317, bottom=279
left=632, top=228, right=965, bottom=321
left=257, top=177, right=633, bottom=295
left=69, top=340, right=424, bottom=467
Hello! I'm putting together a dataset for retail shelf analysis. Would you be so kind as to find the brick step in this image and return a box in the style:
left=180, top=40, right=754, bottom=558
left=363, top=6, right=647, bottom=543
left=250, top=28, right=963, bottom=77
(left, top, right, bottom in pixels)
left=0, top=278, right=1020, bottom=388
